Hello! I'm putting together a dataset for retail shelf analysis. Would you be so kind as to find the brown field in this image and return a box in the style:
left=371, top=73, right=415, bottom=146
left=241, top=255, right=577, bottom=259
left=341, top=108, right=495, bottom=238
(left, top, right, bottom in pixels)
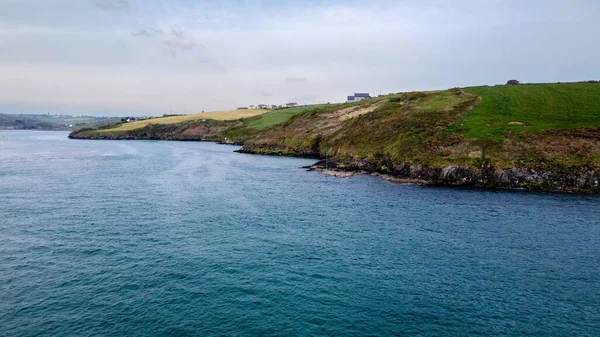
left=100, top=109, right=269, bottom=132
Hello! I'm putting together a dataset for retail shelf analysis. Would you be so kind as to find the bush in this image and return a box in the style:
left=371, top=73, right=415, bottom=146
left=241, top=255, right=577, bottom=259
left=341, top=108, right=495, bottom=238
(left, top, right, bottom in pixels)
left=449, top=87, right=463, bottom=95
left=506, top=79, right=521, bottom=85
left=402, top=92, right=429, bottom=101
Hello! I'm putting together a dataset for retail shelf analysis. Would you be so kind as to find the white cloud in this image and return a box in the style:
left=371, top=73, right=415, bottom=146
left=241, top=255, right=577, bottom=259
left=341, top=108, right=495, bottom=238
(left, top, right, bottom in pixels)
left=0, top=0, right=599, bottom=115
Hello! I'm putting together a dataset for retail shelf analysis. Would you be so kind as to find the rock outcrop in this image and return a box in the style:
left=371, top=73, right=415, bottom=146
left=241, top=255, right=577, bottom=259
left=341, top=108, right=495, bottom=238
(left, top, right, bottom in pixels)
left=308, top=159, right=600, bottom=194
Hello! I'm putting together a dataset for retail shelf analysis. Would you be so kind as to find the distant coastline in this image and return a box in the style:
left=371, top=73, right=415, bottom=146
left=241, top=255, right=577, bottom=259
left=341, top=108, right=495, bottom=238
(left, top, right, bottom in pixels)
left=0, top=113, right=120, bottom=131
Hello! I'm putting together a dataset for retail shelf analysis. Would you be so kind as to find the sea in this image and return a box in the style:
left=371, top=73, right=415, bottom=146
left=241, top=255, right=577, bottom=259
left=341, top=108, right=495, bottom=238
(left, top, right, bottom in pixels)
left=1, top=130, right=599, bottom=336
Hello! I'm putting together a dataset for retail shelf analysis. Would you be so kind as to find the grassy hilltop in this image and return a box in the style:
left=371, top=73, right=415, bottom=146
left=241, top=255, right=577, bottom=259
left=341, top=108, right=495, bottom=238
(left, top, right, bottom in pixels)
left=70, top=82, right=600, bottom=192
left=243, top=83, right=600, bottom=168
left=456, top=83, right=600, bottom=140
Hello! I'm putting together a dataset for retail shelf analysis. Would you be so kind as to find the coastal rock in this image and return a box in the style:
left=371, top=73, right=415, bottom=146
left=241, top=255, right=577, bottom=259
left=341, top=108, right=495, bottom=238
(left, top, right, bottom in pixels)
left=309, top=159, right=599, bottom=194
left=439, top=165, right=480, bottom=184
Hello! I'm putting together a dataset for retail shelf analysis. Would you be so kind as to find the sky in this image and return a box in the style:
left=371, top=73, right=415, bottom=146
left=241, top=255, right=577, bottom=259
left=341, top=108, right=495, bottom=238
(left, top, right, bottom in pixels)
left=0, top=0, right=599, bottom=116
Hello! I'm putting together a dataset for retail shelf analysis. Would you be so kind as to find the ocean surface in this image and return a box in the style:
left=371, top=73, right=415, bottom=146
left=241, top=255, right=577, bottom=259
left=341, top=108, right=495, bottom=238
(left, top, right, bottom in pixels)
left=1, top=130, right=599, bottom=336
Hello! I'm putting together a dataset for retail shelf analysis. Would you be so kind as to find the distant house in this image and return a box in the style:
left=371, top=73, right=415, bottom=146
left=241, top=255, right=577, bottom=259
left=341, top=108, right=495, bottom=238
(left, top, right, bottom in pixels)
left=237, top=107, right=249, bottom=110
left=285, top=102, right=299, bottom=108
left=249, top=105, right=256, bottom=109
left=257, top=104, right=268, bottom=109
left=346, top=93, right=371, bottom=103
left=270, top=105, right=279, bottom=109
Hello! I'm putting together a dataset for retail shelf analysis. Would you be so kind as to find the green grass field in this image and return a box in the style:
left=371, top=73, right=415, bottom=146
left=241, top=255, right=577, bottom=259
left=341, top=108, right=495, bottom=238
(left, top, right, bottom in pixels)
left=452, top=83, right=600, bottom=140
left=244, top=104, right=337, bottom=129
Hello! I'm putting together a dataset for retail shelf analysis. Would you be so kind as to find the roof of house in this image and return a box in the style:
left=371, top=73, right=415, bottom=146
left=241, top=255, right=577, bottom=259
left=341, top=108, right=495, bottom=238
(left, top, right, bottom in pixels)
left=354, top=93, right=371, bottom=98
left=347, top=96, right=355, bottom=100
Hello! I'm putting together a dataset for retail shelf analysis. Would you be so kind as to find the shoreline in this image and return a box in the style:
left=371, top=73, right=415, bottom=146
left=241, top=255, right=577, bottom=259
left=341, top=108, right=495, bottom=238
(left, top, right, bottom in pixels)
left=308, top=165, right=600, bottom=195
left=68, top=134, right=600, bottom=195
left=302, top=159, right=600, bottom=195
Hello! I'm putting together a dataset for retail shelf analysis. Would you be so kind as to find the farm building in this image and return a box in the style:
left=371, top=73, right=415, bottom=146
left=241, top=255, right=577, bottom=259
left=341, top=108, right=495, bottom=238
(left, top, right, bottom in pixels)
left=347, top=93, right=371, bottom=103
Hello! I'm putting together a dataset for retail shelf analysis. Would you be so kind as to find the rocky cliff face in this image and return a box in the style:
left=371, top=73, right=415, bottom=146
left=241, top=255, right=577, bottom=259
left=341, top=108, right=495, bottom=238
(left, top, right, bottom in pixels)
left=307, top=159, right=600, bottom=194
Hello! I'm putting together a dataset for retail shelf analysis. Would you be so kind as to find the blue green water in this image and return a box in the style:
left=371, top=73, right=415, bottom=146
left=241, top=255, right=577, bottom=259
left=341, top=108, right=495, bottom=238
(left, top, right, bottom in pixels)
left=1, top=131, right=599, bottom=336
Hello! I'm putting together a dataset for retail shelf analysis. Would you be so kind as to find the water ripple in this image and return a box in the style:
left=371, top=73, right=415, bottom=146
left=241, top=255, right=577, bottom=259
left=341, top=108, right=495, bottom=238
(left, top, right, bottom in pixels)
left=1, top=131, right=599, bottom=336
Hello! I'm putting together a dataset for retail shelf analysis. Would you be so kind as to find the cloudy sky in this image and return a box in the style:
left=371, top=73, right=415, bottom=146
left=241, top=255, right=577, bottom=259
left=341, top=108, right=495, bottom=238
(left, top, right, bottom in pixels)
left=0, top=0, right=598, bottom=116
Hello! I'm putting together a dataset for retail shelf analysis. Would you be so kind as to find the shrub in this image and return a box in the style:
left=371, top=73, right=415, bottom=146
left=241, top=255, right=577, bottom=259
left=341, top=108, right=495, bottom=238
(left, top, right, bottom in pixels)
left=403, top=92, right=429, bottom=101
left=449, top=87, right=463, bottom=95
left=506, top=79, right=521, bottom=85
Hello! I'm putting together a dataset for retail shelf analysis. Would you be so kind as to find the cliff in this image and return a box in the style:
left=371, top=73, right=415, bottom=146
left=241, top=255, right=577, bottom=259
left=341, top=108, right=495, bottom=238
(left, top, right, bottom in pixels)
left=70, top=82, right=600, bottom=193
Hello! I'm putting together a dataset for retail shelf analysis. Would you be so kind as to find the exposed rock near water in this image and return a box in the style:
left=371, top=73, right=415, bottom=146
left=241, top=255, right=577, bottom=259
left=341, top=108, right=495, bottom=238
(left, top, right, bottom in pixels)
left=304, top=159, right=600, bottom=194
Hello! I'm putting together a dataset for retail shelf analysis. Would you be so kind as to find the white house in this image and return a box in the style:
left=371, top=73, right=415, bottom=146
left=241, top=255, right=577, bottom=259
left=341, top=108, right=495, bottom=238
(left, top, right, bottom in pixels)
left=346, top=93, right=371, bottom=103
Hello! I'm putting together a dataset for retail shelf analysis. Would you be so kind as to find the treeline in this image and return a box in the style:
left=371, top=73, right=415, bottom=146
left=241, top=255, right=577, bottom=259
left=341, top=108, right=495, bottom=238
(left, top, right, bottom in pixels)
left=0, top=114, right=56, bottom=129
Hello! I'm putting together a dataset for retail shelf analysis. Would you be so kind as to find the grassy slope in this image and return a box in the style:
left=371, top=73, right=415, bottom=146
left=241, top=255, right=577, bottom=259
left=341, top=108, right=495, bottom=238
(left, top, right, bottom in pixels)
left=242, top=98, right=391, bottom=131
left=209, top=104, right=347, bottom=143
left=243, top=90, right=479, bottom=162
left=453, top=83, right=600, bottom=140
left=330, top=90, right=476, bottom=162
left=245, top=104, right=337, bottom=129
left=98, top=109, right=269, bottom=132
left=243, top=84, right=600, bottom=169
left=73, top=82, right=600, bottom=170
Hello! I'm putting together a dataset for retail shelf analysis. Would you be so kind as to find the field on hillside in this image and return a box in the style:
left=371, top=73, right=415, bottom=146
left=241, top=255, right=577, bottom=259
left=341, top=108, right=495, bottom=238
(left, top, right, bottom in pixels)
left=454, top=83, right=600, bottom=140
left=100, top=109, right=269, bottom=132
left=218, top=100, right=393, bottom=142
left=245, top=104, right=338, bottom=130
